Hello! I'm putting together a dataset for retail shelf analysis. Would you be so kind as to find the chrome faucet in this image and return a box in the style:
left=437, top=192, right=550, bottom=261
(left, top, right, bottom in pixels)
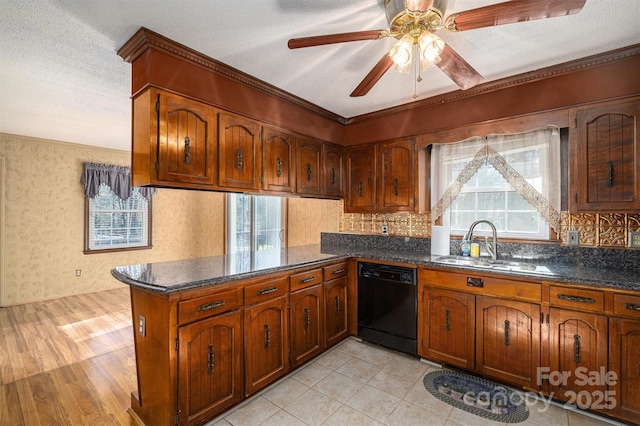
left=463, top=220, right=498, bottom=261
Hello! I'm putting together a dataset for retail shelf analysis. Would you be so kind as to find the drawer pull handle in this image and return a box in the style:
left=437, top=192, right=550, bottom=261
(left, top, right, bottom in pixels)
left=574, top=334, right=581, bottom=364
left=334, top=296, right=341, bottom=315
left=307, top=163, right=313, bottom=181
left=557, top=294, right=595, bottom=304
left=504, top=320, right=510, bottom=346
left=207, top=344, right=215, bottom=374
left=276, top=157, right=282, bottom=177
left=445, top=309, right=451, bottom=332
left=331, top=168, right=337, bottom=184
left=197, top=300, right=225, bottom=312
left=394, top=178, right=398, bottom=196
left=625, top=303, right=640, bottom=312
left=467, top=277, right=484, bottom=288
left=607, top=161, right=614, bottom=188
left=257, top=286, right=277, bottom=296
left=331, top=268, right=345, bottom=275
left=304, top=307, right=310, bottom=330
left=299, top=276, right=316, bottom=284
left=358, top=181, right=363, bottom=197
left=264, top=323, right=270, bottom=348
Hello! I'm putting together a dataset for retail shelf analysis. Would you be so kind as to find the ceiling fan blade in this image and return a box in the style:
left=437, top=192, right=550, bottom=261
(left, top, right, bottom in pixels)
left=448, top=0, right=586, bottom=31
left=288, top=30, right=388, bottom=49
left=350, top=54, right=394, bottom=97
left=437, top=45, right=483, bottom=90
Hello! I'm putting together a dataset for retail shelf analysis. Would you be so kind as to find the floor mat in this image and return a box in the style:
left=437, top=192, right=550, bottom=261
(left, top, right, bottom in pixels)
left=423, top=370, right=530, bottom=423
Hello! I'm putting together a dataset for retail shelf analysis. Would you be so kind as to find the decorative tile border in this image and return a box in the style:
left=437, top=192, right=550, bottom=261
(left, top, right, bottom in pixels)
left=339, top=204, right=639, bottom=249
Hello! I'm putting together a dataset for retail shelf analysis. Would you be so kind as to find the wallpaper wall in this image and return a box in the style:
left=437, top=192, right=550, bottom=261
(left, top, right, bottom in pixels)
left=0, top=133, right=339, bottom=306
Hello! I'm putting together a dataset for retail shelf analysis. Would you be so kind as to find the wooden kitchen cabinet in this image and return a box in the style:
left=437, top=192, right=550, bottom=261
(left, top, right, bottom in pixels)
left=262, top=125, right=296, bottom=193
left=296, top=137, right=322, bottom=196
left=290, top=284, right=324, bottom=368
left=476, top=296, right=541, bottom=390
left=345, top=138, right=417, bottom=213
left=573, top=98, right=640, bottom=211
left=323, top=262, right=350, bottom=348
left=323, top=143, right=345, bottom=199
left=377, top=138, right=415, bottom=212
left=218, top=112, right=262, bottom=191
left=178, top=309, right=243, bottom=426
left=131, top=88, right=217, bottom=188
left=346, top=144, right=376, bottom=212
left=546, top=307, right=608, bottom=399
left=608, top=293, right=640, bottom=423
left=418, top=287, right=475, bottom=370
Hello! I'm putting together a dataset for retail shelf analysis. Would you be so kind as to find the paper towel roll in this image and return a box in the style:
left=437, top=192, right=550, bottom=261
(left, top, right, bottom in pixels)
left=431, top=225, right=451, bottom=256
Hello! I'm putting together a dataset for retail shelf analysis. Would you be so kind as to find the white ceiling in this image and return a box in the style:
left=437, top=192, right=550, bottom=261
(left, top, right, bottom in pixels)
left=1, top=0, right=639, bottom=151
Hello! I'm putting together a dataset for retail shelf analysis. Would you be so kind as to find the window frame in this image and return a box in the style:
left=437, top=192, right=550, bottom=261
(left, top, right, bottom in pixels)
left=83, top=185, right=153, bottom=254
left=225, top=193, right=287, bottom=254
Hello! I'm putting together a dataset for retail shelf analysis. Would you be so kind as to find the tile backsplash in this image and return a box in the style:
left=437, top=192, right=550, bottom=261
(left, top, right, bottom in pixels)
left=339, top=200, right=640, bottom=250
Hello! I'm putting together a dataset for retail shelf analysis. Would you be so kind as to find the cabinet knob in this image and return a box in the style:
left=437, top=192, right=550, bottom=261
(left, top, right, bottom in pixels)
left=574, top=334, right=581, bottom=364
left=358, top=182, right=363, bottom=197
left=264, top=323, right=271, bottom=348
left=334, top=295, right=341, bottom=315
left=331, top=168, right=337, bottom=184
left=307, top=163, right=312, bottom=181
left=394, top=178, right=398, bottom=196
left=207, top=344, right=215, bottom=374
left=237, top=148, right=244, bottom=172
left=276, top=157, right=282, bottom=177
left=304, top=307, right=310, bottom=329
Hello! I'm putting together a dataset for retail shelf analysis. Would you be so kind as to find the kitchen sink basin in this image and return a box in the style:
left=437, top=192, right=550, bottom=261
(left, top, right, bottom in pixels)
left=432, top=255, right=552, bottom=275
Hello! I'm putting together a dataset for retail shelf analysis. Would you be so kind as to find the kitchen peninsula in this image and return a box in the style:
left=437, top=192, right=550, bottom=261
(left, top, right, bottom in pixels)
left=113, top=234, right=640, bottom=426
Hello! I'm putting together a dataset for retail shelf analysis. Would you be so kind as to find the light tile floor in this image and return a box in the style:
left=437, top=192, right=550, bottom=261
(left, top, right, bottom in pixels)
left=209, top=338, right=624, bottom=426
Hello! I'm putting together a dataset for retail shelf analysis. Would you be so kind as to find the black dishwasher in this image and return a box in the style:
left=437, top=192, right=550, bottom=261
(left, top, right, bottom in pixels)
left=357, top=262, right=417, bottom=356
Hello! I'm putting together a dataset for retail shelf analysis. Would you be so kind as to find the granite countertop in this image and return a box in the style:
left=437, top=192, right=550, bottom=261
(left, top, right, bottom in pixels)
left=111, top=245, right=346, bottom=294
left=112, top=242, right=640, bottom=294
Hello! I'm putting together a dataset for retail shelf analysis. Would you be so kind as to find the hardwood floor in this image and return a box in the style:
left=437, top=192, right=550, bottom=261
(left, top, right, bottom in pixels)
left=0, top=286, right=137, bottom=425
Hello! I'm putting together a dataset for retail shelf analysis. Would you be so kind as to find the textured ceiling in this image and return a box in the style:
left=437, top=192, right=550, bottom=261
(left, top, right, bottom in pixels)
left=1, top=0, right=639, bottom=151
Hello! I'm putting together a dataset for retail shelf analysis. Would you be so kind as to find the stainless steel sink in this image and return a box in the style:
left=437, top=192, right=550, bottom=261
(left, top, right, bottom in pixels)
left=432, top=255, right=552, bottom=275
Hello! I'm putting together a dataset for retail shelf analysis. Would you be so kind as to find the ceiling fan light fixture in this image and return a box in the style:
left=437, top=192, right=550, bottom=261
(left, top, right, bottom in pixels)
left=389, top=33, right=414, bottom=70
left=419, top=31, right=444, bottom=64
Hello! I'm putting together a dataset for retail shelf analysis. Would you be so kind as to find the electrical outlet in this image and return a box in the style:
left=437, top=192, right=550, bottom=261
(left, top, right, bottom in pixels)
left=75, top=269, right=81, bottom=277
left=139, top=315, right=146, bottom=337
left=567, top=231, right=579, bottom=246
left=630, top=232, right=640, bottom=248
left=381, top=225, right=389, bottom=235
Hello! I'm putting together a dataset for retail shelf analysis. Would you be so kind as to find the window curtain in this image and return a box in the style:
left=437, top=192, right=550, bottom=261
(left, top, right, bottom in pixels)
left=430, top=126, right=561, bottom=232
left=81, top=162, right=156, bottom=200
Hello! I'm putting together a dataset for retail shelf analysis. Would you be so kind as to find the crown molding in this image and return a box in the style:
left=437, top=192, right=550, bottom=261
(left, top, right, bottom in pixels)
left=119, top=28, right=639, bottom=128
left=117, top=27, right=349, bottom=125
left=347, top=43, right=640, bottom=124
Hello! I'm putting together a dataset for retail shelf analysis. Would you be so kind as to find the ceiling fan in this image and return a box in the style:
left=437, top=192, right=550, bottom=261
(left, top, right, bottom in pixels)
left=288, top=0, right=587, bottom=97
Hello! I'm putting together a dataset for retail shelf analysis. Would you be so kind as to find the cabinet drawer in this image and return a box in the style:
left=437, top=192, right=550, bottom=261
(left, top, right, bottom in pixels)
left=323, top=262, right=348, bottom=281
left=420, top=269, right=541, bottom=302
left=178, top=288, right=241, bottom=325
left=244, top=277, right=289, bottom=305
left=290, top=268, right=323, bottom=292
left=549, top=286, right=604, bottom=313
left=613, top=293, right=640, bottom=319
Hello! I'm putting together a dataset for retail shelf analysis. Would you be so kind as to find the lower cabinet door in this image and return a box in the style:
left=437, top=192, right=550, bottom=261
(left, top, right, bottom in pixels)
left=244, top=295, right=289, bottom=396
left=476, top=296, right=541, bottom=389
left=609, top=317, right=640, bottom=423
left=290, top=284, right=324, bottom=368
left=178, top=309, right=243, bottom=426
left=419, top=287, right=475, bottom=370
left=324, top=277, right=349, bottom=348
left=547, top=307, right=608, bottom=402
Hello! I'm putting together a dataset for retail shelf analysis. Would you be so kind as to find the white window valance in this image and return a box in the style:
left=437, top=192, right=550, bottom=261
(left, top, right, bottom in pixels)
left=431, top=126, right=561, bottom=232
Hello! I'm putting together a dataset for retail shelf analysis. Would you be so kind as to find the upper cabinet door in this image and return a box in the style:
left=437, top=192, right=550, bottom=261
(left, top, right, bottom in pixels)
left=218, top=113, right=261, bottom=190
left=296, top=137, right=322, bottom=196
left=323, top=143, right=345, bottom=199
left=157, top=92, right=216, bottom=185
left=575, top=99, right=640, bottom=211
left=377, top=138, right=415, bottom=212
left=262, top=126, right=296, bottom=193
left=346, top=145, right=376, bottom=213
